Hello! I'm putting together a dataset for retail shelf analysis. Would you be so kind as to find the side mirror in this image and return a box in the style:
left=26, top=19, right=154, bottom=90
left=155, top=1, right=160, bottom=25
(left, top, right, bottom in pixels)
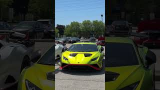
left=31, top=50, right=41, bottom=63
left=101, top=47, right=104, bottom=52
left=64, top=47, right=68, bottom=51
left=146, top=50, right=156, bottom=67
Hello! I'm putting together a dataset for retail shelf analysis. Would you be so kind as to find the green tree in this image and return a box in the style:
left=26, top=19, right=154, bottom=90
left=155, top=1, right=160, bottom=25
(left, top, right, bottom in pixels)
left=55, top=28, right=59, bottom=37
left=28, top=0, right=53, bottom=19
left=64, top=25, right=71, bottom=36
left=64, top=22, right=81, bottom=37
left=70, top=21, right=81, bottom=37
left=64, top=20, right=105, bottom=38
left=92, top=20, right=105, bottom=37
left=0, top=0, right=12, bottom=8
left=81, top=20, right=93, bottom=37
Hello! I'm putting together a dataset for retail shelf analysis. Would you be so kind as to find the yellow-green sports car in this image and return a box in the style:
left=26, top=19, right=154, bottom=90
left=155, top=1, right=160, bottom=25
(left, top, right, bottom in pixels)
left=105, top=37, right=156, bottom=90
left=18, top=45, right=55, bottom=90
left=60, top=42, right=104, bottom=70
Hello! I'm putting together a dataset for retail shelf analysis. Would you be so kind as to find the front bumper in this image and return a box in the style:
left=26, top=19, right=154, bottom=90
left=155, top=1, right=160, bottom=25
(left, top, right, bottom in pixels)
left=60, top=64, right=101, bottom=70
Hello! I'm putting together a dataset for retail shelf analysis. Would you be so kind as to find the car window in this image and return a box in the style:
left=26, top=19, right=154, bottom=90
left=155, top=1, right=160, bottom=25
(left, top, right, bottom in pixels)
left=112, top=21, right=127, bottom=25
left=14, top=22, right=35, bottom=30
left=106, top=43, right=139, bottom=67
left=68, top=44, right=98, bottom=52
left=38, top=45, right=54, bottom=66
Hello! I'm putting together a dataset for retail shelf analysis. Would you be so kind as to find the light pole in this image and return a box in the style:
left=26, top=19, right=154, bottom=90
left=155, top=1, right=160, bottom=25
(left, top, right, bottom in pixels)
left=101, top=14, right=104, bottom=36
left=101, top=14, right=103, bottom=22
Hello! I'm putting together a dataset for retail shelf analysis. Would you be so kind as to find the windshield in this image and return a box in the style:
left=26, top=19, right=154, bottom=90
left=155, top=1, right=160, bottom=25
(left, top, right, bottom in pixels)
left=68, top=44, right=98, bottom=52
left=38, top=46, right=55, bottom=66
left=38, top=21, right=49, bottom=25
left=15, top=22, right=35, bottom=29
left=106, top=43, right=139, bottom=67
left=112, top=21, right=127, bottom=25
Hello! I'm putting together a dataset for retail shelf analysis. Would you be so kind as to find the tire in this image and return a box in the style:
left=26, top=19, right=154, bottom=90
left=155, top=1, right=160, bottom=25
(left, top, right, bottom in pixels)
left=20, top=56, right=31, bottom=72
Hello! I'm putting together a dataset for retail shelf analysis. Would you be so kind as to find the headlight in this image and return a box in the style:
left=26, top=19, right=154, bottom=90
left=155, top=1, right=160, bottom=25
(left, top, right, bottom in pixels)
left=91, top=57, right=98, bottom=61
left=120, top=81, right=140, bottom=90
left=63, top=56, right=68, bottom=60
left=25, top=80, right=41, bottom=90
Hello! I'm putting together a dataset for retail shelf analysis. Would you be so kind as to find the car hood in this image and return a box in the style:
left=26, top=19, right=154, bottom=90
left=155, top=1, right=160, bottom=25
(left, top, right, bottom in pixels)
left=13, top=27, right=31, bottom=32
left=18, top=64, right=54, bottom=90
left=62, top=51, right=100, bottom=64
left=105, top=65, right=145, bottom=90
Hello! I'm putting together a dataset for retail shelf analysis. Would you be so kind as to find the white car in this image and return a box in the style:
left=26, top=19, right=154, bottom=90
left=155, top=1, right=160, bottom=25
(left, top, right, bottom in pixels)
left=0, top=40, right=41, bottom=89
left=55, top=44, right=65, bottom=59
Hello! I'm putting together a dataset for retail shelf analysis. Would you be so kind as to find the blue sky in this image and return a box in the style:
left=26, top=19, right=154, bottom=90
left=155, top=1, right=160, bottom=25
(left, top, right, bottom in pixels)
left=55, top=0, right=105, bottom=26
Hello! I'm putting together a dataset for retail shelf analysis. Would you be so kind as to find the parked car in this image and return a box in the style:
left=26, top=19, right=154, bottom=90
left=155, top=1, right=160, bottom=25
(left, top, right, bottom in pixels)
left=57, top=37, right=69, bottom=43
left=134, top=19, right=160, bottom=48
left=97, top=40, right=105, bottom=46
left=55, top=43, right=66, bottom=59
left=12, top=21, right=44, bottom=39
left=110, top=20, right=132, bottom=35
left=68, top=37, right=80, bottom=43
left=37, top=19, right=54, bottom=38
left=89, top=37, right=96, bottom=42
left=0, top=22, right=12, bottom=30
left=0, top=35, right=41, bottom=89
left=60, top=42, right=104, bottom=70
left=18, top=45, right=54, bottom=90
left=0, top=22, right=12, bottom=40
left=105, top=37, right=156, bottom=90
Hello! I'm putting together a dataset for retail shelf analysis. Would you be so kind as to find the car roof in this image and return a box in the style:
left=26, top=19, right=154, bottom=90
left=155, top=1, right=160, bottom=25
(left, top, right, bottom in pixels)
left=105, top=37, right=134, bottom=44
left=73, top=42, right=96, bottom=45
left=21, top=21, right=37, bottom=23
left=37, top=19, right=52, bottom=21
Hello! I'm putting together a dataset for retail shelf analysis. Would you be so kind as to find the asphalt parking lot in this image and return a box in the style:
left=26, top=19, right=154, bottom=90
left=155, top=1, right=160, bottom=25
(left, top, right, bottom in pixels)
left=55, top=44, right=105, bottom=90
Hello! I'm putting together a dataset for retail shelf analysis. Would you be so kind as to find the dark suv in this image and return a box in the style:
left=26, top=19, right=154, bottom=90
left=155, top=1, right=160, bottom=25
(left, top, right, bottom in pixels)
left=12, top=21, right=44, bottom=39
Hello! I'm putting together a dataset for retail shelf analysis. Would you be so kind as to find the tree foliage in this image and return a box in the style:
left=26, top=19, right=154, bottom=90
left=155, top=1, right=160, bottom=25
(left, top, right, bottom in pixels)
left=28, top=0, right=54, bottom=19
left=0, top=0, right=12, bottom=8
left=55, top=28, right=59, bottom=37
left=64, top=20, right=105, bottom=38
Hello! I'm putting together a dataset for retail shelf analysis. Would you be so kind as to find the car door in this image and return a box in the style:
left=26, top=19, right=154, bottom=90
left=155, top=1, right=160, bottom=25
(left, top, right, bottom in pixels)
left=137, top=46, right=154, bottom=90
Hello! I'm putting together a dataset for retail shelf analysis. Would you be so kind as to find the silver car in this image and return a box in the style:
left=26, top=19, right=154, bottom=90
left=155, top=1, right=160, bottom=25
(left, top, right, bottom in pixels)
left=0, top=39, right=41, bottom=89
